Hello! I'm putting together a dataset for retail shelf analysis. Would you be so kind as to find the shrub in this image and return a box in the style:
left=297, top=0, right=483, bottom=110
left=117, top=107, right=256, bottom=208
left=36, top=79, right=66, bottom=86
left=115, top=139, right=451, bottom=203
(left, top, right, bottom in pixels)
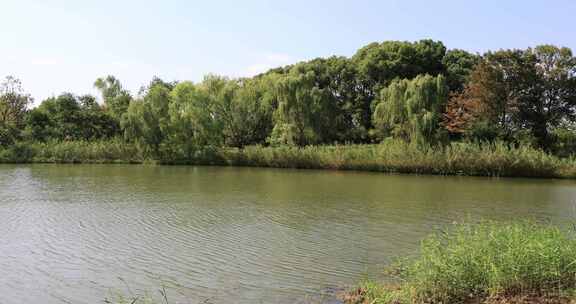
left=348, top=221, right=576, bottom=304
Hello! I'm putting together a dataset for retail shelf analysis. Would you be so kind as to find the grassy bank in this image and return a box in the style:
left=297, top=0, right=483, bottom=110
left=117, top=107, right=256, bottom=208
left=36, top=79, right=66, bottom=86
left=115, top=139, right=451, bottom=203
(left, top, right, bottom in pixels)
left=0, top=139, right=575, bottom=178
left=345, top=221, right=576, bottom=304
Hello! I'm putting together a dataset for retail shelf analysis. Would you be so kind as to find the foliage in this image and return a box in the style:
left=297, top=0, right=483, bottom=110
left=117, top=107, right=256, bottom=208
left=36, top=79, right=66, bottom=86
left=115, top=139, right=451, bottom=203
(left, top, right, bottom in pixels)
left=443, top=91, right=482, bottom=136
left=270, top=68, right=337, bottom=146
left=3, top=140, right=574, bottom=179
left=442, top=60, right=514, bottom=139
left=347, top=221, right=576, bottom=304
left=0, top=141, right=36, bottom=163
left=373, top=74, right=448, bottom=145
left=352, top=39, right=447, bottom=89
left=1, top=40, right=576, bottom=166
left=122, top=81, right=171, bottom=156
left=94, top=75, right=133, bottom=120
left=551, top=124, right=576, bottom=157
left=167, top=78, right=221, bottom=157
left=290, top=56, right=369, bottom=141
left=483, top=46, right=576, bottom=148
left=351, top=40, right=447, bottom=132
left=442, top=49, right=481, bottom=92
left=210, top=76, right=275, bottom=148
left=24, top=93, right=119, bottom=142
left=524, top=46, right=576, bottom=146
left=6, top=139, right=143, bottom=163
left=0, top=76, right=33, bottom=146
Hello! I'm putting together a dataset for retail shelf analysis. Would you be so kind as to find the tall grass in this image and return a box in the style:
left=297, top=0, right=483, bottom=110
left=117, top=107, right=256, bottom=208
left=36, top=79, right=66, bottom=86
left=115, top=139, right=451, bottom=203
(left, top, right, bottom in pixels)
left=220, top=140, right=576, bottom=178
left=0, top=139, right=145, bottom=164
left=0, top=139, right=575, bottom=178
left=347, top=221, right=576, bottom=304
left=33, top=139, right=146, bottom=163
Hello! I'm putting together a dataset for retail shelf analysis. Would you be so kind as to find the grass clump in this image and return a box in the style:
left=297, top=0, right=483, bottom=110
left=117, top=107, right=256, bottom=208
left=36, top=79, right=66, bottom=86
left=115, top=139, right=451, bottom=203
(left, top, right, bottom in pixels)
left=346, top=221, right=576, bottom=304
left=0, top=139, right=145, bottom=164
left=222, top=140, right=576, bottom=178
left=1, top=139, right=575, bottom=178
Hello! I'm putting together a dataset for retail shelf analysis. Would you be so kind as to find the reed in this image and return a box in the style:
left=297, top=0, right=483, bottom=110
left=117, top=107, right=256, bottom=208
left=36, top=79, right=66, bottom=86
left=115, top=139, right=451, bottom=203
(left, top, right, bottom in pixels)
left=1, top=139, right=575, bottom=178
left=220, top=140, right=576, bottom=178
left=346, top=221, right=576, bottom=304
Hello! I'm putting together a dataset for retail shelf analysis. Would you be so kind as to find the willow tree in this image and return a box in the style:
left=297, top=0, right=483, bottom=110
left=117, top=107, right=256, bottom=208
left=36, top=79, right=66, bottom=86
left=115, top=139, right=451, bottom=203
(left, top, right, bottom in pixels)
left=285, top=57, right=364, bottom=142
left=94, top=75, right=132, bottom=121
left=373, top=74, right=448, bottom=145
left=207, top=76, right=275, bottom=148
left=168, top=79, right=222, bottom=156
left=352, top=40, right=447, bottom=132
left=270, top=70, right=335, bottom=146
left=121, top=81, right=171, bottom=156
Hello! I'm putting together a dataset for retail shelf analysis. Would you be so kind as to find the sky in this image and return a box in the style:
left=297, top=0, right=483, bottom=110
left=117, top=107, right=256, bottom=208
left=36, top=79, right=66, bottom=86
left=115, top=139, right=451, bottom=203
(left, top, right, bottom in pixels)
left=2, top=0, right=576, bottom=104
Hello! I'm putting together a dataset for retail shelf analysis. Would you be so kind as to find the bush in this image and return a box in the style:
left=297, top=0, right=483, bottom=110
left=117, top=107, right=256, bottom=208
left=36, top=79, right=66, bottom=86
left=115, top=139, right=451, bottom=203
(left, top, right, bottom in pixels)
left=348, top=221, right=576, bottom=304
left=0, top=125, right=20, bottom=147
left=0, top=142, right=36, bottom=162
left=552, top=127, right=576, bottom=157
left=466, top=120, right=503, bottom=143
left=30, top=139, right=144, bottom=163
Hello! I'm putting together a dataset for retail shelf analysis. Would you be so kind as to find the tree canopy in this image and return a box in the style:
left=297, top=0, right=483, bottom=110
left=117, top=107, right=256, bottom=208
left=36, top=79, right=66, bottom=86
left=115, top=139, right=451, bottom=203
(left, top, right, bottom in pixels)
left=2, top=40, right=576, bottom=156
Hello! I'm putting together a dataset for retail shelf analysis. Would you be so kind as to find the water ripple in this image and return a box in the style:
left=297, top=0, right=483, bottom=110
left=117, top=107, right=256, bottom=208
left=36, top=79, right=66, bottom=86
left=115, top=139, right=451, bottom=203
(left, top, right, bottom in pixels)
left=0, top=165, right=574, bottom=304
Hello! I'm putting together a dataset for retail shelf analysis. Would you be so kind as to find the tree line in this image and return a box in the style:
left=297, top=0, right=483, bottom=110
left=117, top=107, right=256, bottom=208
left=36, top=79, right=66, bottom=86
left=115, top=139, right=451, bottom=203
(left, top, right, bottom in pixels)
left=1, top=40, right=575, bottom=159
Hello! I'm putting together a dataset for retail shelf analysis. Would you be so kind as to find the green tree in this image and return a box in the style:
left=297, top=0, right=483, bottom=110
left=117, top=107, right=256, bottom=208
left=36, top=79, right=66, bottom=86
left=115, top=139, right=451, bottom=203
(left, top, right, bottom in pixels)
left=442, top=49, right=480, bottom=92
left=94, top=75, right=132, bottom=120
left=23, top=109, right=53, bottom=142
left=25, top=93, right=117, bottom=142
left=34, top=93, right=83, bottom=140
left=206, top=76, right=275, bottom=148
left=481, top=46, right=576, bottom=147
left=288, top=57, right=366, bottom=142
left=168, top=80, right=220, bottom=157
left=373, top=74, right=448, bottom=145
left=77, top=95, right=119, bottom=140
left=0, top=76, right=33, bottom=145
left=122, top=82, right=171, bottom=156
left=270, top=69, right=335, bottom=146
left=352, top=40, right=447, bottom=132
left=522, top=45, right=576, bottom=147
left=353, top=40, right=447, bottom=87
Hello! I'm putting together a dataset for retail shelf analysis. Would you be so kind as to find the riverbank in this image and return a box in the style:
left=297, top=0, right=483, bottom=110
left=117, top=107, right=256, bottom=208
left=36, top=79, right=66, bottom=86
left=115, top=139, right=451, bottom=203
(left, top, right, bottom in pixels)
left=1, top=140, right=575, bottom=178
left=343, top=221, right=576, bottom=304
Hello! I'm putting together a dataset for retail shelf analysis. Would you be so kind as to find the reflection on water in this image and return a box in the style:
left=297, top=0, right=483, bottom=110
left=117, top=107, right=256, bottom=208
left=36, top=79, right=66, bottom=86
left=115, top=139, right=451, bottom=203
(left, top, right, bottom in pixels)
left=0, top=164, right=574, bottom=304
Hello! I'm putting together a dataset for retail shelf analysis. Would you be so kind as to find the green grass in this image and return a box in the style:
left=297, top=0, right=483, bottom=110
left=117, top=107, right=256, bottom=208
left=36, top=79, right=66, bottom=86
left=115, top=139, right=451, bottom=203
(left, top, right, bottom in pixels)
left=0, top=139, right=145, bottom=164
left=220, top=140, right=576, bottom=178
left=1, top=139, right=575, bottom=178
left=346, top=221, right=576, bottom=304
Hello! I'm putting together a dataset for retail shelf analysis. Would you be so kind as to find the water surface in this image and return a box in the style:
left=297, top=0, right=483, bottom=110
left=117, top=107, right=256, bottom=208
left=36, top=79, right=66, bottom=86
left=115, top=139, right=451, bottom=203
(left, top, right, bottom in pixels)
left=0, top=165, right=574, bottom=304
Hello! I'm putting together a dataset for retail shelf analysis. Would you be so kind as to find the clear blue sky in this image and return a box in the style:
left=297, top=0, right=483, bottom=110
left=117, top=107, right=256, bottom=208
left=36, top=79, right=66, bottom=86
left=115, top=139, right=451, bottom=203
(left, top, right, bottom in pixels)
left=2, top=0, right=576, bottom=103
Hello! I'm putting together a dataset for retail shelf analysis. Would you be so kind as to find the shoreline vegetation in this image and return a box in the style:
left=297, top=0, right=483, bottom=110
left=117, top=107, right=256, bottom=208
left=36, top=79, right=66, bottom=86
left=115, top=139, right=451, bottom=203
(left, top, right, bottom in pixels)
left=343, top=221, right=576, bottom=304
left=0, top=139, right=575, bottom=178
left=1, top=39, right=575, bottom=303
left=107, top=221, right=576, bottom=304
left=1, top=40, right=576, bottom=178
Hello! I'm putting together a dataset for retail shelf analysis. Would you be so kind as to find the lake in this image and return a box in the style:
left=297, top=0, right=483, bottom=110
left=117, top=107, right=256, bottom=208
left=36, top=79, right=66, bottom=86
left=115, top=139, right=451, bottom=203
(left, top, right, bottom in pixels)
left=0, top=164, right=574, bottom=304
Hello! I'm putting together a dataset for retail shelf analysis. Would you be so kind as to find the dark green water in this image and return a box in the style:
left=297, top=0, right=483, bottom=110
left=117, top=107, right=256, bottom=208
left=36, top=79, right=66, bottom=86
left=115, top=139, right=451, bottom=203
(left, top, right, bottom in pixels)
left=0, top=165, right=575, bottom=304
